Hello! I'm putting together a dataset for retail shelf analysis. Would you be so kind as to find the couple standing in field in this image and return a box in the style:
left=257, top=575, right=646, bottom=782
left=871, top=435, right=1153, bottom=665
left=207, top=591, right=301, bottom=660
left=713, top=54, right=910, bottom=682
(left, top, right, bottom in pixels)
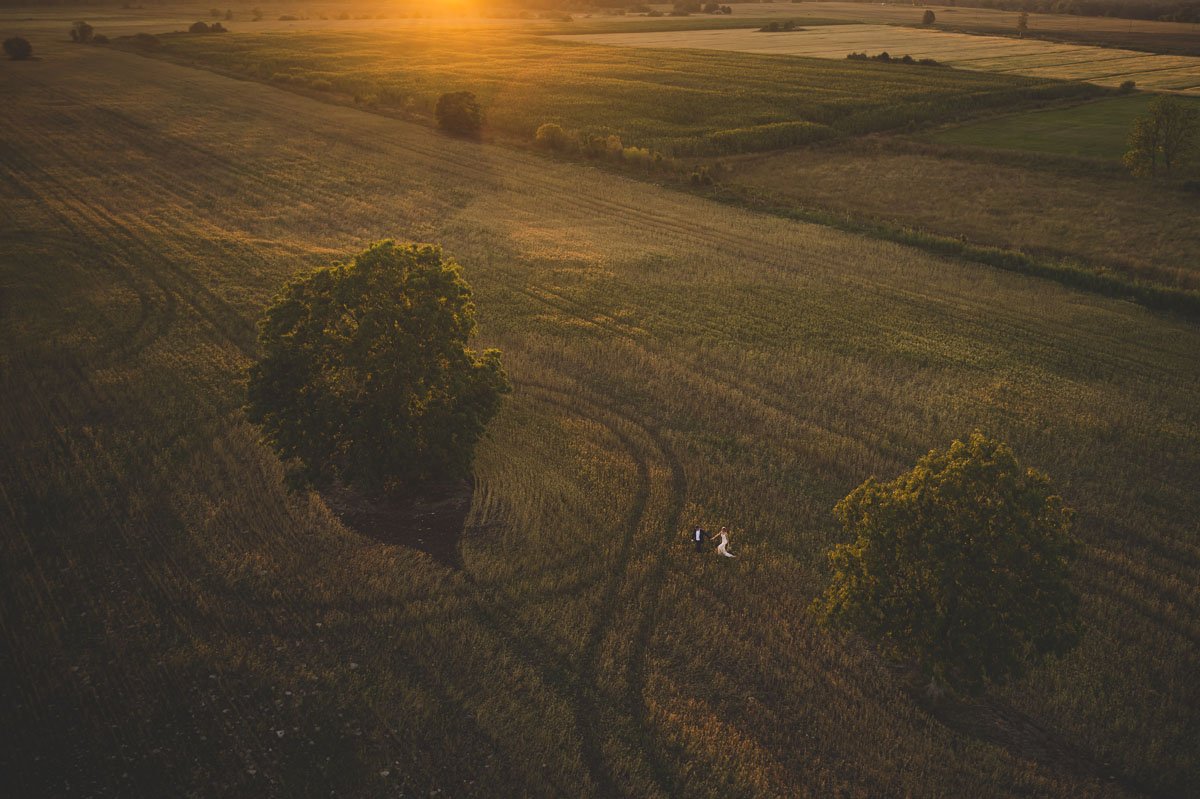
left=691, top=526, right=735, bottom=558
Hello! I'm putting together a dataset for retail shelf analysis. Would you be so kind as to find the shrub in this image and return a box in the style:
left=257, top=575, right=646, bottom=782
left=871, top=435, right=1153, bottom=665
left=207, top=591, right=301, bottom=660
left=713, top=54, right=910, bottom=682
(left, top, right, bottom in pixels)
left=690, top=165, right=713, bottom=185
left=436, top=91, right=483, bottom=137
left=246, top=241, right=510, bottom=495
left=534, top=122, right=570, bottom=151
left=3, top=36, right=32, bottom=60
left=210, top=22, right=227, bottom=33
left=131, top=32, right=161, bottom=50
left=622, top=146, right=654, bottom=168
left=189, top=21, right=210, bottom=33
left=605, top=134, right=624, bottom=158
left=1119, top=80, right=1137, bottom=93
left=69, top=21, right=94, bottom=43
left=922, top=9, right=936, bottom=24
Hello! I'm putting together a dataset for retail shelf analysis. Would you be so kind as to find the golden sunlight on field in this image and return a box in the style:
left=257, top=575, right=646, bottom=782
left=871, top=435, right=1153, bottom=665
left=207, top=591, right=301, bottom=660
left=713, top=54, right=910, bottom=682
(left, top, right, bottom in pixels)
left=559, top=24, right=1200, bottom=94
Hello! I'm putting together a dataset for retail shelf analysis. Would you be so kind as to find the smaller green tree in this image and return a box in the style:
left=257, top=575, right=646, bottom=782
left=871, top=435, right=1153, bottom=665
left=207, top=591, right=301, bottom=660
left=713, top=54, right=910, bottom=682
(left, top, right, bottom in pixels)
left=534, top=122, right=570, bottom=151
left=435, top=91, right=483, bottom=137
left=3, top=36, right=32, bottom=60
left=813, top=432, right=1080, bottom=694
left=1123, top=96, right=1199, bottom=177
left=1016, top=11, right=1028, bottom=36
left=69, top=20, right=94, bottom=43
left=246, top=241, right=510, bottom=495
left=922, top=9, right=936, bottom=25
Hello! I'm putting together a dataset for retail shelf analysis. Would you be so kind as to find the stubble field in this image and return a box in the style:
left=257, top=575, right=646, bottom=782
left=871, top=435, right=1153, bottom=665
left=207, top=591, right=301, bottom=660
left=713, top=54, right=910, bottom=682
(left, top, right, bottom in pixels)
left=2, top=31, right=1199, bottom=799
left=561, top=24, right=1200, bottom=94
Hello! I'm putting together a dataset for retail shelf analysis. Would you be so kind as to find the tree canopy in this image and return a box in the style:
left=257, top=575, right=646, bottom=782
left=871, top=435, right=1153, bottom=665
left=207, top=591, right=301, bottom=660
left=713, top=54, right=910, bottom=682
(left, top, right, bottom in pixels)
left=813, top=432, right=1080, bottom=693
left=246, top=241, right=509, bottom=495
left=1123, top=96, right=1199, bottom=177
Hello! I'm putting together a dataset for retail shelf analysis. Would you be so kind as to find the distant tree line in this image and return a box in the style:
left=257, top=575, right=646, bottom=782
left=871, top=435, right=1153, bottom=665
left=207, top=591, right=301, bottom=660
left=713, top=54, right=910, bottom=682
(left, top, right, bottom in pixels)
left=947, top=0, right=1200, bottom=23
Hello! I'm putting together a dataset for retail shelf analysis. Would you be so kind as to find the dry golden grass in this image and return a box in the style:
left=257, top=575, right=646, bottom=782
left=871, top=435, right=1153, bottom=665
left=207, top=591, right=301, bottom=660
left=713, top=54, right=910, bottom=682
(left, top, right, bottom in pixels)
left=2, top=37, right=1198, bottom=798
left=560, top=23, right=1200, bottom=94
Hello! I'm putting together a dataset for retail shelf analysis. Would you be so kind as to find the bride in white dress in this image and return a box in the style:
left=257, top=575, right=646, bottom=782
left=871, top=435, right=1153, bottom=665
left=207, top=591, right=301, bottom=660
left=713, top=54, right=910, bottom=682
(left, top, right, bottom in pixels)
left=715, top=526, right=735, bottom=558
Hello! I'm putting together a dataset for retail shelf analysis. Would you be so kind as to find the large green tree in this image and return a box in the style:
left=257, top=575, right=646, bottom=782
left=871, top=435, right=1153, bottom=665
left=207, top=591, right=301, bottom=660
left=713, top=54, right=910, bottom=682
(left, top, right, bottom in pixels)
left=1123, top=96, right=1199, bottom=177
left=813, top=432, right=1080, bottom=693
left=246, top=241, right=509, bottom=494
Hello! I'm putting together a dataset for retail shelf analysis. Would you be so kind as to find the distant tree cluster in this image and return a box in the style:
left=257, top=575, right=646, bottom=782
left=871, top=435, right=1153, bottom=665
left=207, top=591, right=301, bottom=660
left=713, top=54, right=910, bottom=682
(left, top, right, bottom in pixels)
left=3, top=35, right=31, bottom=60
left=847, top=51, right=946, bottom=66
left=188, top=21, right=228, bottom=34
left=759, top=19, right=801, bottom=31
left=534, top=122, right=675, bottom=171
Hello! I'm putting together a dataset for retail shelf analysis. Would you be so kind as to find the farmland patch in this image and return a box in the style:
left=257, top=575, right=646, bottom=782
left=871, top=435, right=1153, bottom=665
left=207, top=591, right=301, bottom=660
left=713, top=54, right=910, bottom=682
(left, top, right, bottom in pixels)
left=558, top=24, right=1200, bottom=94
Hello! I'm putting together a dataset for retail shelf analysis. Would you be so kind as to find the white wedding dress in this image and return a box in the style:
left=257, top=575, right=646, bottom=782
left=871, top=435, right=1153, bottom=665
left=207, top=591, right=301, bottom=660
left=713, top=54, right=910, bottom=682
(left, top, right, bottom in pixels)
left=715, top=531, right=736, bottom=558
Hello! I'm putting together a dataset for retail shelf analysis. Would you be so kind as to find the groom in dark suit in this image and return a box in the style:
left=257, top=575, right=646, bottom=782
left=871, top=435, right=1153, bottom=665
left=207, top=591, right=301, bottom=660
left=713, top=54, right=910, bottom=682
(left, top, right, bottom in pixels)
left=691, top=526, right=709, bottom=553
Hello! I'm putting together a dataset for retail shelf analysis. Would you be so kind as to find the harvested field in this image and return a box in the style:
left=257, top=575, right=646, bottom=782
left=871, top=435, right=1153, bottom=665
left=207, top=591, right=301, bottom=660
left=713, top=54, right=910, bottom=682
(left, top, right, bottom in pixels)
left=3, top=38, right=1200, bottom=798
left=559, top=24, right=1200, bottom=93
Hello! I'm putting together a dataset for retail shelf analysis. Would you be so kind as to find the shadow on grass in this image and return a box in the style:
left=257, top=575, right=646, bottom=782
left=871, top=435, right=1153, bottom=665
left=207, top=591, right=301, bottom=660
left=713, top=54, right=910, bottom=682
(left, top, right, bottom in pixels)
left=915, top=686, right=1157, bottom=797
left=324, top=480, right=475, bottom=569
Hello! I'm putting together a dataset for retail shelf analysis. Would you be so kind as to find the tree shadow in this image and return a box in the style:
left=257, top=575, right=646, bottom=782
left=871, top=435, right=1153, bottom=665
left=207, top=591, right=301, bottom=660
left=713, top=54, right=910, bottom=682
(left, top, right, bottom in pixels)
left=324, top=480, right=476, bottom=570
left=913, top=686, right=1155, bottom=797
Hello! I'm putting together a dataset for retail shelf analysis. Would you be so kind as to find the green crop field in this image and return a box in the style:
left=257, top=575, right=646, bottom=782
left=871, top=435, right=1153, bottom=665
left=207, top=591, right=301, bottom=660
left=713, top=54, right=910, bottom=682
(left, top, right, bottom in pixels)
left=3, top=35, right=1199, bottom=799
left=931, top=94, right=1200, bottom=160
left=127, top=25, right=1099, bottom=155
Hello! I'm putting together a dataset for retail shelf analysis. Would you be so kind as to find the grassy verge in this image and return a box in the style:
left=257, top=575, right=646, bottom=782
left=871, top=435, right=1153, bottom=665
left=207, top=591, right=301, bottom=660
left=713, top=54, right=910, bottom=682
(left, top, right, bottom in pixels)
left=701, top=180, right=1200, bottom=317
left=931, top=94, right=1200, bottom=161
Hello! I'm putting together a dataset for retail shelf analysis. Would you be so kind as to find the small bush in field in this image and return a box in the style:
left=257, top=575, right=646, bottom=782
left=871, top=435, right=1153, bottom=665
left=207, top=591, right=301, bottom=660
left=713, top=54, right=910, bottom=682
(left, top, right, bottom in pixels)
left=70, top=21, right=94, bottom=43
left=189, top=21, right=211, bottom=33
left=435, top=91, right=483, bottom=137
left=535, top=122, right=570, bottom=151
left=922, top=9, right=936, bottom=25
left=1119, top=80, right=1136, bottom=93
left=4, top=36, right=32, bottom=60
